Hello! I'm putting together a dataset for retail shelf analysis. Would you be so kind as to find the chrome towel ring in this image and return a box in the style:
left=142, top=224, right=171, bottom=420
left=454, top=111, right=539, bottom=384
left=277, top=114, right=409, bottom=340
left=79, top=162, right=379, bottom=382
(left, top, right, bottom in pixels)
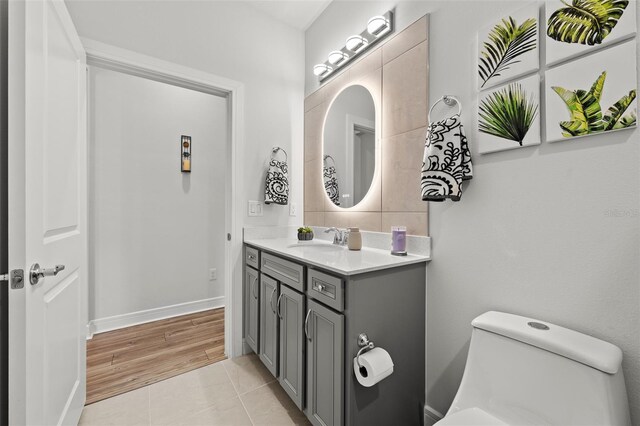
left=428, top=95, right=462, bottom=122
left=323, top=154, right=336, bottom=166
left=271, top=147, right=288, bottom=162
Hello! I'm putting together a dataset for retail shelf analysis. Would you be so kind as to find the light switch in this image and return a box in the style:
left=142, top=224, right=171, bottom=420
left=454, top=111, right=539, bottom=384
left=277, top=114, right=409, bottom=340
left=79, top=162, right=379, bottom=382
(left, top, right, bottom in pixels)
left=248, top=201, right=263, bottom=217
left=289, top=202, right=297, bottom=216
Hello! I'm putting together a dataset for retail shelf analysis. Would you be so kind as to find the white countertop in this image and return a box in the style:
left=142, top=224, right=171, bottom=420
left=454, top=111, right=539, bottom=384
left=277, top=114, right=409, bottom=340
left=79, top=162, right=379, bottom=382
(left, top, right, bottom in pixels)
left=243, top=238, right=429, bottom=276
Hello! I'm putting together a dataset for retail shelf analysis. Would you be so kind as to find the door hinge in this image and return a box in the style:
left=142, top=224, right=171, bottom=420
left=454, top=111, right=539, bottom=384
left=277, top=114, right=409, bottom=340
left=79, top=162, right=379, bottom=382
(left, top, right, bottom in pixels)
left=0, top=269, right=25, bottom=289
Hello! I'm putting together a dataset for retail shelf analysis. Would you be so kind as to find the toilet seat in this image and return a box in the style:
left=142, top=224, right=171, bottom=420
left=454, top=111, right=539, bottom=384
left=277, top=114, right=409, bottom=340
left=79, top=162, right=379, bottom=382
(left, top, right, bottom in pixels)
left=435, top=407, right=508, bottom=426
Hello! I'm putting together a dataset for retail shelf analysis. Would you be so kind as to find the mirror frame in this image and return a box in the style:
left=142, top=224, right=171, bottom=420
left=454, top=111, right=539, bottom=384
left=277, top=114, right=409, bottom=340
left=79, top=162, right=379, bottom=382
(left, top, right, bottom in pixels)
left=321, top=83, right=381, bottom=211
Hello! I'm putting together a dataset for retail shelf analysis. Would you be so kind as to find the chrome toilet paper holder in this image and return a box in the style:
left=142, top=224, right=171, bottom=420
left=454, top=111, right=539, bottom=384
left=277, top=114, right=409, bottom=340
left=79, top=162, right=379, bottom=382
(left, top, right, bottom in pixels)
left=356, top=333, right=375, bottom=369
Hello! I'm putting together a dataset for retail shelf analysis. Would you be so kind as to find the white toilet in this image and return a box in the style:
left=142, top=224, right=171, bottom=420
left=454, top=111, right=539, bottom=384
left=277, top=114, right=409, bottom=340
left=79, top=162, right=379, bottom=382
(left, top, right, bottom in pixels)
left=435, top=311, right=631, bottom=425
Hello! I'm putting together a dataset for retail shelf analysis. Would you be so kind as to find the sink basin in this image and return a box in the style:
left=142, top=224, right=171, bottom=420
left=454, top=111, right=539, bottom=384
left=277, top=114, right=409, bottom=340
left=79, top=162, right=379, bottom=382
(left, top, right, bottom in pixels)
left=286, top=242, right=344, bottom=251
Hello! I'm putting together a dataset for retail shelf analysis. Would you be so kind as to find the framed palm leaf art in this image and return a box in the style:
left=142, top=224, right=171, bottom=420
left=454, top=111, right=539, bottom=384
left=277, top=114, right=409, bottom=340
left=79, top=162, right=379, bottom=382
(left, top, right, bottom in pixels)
left=546, top=0, right=637, bottom=66
left=477, top=3, right=540, bottom=90
left=545, top=40, right=637, bottom=142
left=478, top=74, right=541, bottom=153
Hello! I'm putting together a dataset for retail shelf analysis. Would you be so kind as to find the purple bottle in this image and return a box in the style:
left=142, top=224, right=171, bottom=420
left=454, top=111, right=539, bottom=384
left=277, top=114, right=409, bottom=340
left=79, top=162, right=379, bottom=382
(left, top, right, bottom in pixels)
left=391, top=226, right=407, bottom=256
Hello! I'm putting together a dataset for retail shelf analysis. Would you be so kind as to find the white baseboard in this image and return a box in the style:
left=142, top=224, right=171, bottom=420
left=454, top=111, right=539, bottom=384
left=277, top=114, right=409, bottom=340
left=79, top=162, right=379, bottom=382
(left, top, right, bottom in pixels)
left=87, top=297, right=225, bottom=338
left=424, top=405, right=444, bottom=426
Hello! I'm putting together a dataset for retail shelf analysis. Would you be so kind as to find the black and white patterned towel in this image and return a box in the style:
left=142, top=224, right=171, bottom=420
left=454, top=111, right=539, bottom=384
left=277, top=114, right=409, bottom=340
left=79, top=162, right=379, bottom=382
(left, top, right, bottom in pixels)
left=421, top=114, right=473, bottom=202
left=265, top=150, right=289, bottom=205
left=323, top=158, right=340, bottom=206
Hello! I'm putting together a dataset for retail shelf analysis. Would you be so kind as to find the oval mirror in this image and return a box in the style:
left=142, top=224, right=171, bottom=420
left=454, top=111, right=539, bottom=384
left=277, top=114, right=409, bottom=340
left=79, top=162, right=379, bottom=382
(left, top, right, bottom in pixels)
left=322, top=85, right=376, bottom=208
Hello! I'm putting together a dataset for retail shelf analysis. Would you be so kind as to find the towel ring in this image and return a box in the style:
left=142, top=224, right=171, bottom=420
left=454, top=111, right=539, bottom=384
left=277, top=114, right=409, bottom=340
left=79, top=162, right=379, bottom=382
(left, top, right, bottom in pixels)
left=323, top=155, right=336, bottom=166
left=428, top=95, right=462, bottom=123
left=271, top=147, right=287, bottom=162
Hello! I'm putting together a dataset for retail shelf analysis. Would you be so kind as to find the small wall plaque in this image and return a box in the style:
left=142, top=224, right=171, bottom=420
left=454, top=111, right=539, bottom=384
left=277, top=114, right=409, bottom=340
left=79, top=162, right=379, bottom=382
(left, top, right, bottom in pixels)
left=181, top=135, right=191, bottom=173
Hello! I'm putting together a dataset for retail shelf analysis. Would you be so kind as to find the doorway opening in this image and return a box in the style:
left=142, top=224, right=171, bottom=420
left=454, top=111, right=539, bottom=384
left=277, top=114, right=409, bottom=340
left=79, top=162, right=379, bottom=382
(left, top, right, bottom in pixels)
left=352, top=124, right=375, bottom=204
left=83, top=43, right=244, bottom=404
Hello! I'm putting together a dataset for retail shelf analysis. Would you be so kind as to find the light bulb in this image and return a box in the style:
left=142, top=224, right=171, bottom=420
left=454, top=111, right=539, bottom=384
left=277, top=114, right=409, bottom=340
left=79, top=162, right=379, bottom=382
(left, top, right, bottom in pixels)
left=345, top=35, right=368, bottom=53
left=328, top=50, right=349, bottom=65
left=367, top=15, right=390, bottom=36
left=313, top=63, right=332, bottom=77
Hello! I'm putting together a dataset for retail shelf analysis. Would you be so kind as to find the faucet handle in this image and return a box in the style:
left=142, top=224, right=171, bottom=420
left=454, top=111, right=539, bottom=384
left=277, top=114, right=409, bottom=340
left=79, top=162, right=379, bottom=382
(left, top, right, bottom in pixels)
left=342, top=229, right=349, bottom=245
left=325, top=227, right=349, bottom=245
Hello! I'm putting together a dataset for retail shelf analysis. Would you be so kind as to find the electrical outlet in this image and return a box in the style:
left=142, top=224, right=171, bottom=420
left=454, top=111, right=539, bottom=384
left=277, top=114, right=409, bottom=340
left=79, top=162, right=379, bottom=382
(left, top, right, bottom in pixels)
left=248, top=201, right=263, bottom=217
left=289, top=202, right=297, bottom=216
left=209, top=269, right=217, bottom=281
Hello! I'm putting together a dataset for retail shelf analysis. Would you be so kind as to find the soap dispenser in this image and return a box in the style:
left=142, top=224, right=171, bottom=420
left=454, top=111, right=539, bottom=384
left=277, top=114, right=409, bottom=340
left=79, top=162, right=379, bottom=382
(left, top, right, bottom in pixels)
left=348, top=227, right=362, bottom=251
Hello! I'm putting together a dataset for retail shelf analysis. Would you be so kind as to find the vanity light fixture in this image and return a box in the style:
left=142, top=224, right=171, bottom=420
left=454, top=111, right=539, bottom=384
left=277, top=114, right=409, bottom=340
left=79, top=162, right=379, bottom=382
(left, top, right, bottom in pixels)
left=367, top=15, right=391, bottom=36
left=314, top=10, right=393, bottom=82
left=367, top=15, right=391, bottom=37
left=328, top=50, right=350, bottom=65
left=313, top=63, right=333, bottom=77
left=345, top=35, right=368, bottom=53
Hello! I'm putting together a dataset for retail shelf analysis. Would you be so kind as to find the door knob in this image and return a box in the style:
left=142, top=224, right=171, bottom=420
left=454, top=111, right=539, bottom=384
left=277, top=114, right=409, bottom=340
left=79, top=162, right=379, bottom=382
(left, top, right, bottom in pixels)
left=29, top=263, right=65, bottom=285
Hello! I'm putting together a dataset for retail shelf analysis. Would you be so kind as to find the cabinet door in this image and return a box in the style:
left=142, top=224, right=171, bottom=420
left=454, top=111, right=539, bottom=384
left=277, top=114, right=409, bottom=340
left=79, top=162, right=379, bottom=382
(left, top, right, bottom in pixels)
left=278, top=285, right=305, bottom=410
left=259, top=274, right=279, bottom=377
left=306, top=299, right=344, bottom=426
left=244, top=266, right=259, bottom=354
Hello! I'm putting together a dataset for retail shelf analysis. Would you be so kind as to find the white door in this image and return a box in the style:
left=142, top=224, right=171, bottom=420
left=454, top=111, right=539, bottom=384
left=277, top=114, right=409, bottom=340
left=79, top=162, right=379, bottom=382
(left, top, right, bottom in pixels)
left=8, top=0, right=87, bottom=424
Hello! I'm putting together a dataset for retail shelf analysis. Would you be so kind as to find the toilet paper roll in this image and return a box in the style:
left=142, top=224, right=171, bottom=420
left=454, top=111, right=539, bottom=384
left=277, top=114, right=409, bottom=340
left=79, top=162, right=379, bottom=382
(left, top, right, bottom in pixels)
left=353, top=347, right=394, bottom=387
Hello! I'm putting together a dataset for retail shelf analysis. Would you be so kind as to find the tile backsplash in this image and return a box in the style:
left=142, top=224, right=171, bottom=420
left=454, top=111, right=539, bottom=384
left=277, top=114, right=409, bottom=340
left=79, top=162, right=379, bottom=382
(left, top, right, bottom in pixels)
left=303, top=15, right=430, bottom=236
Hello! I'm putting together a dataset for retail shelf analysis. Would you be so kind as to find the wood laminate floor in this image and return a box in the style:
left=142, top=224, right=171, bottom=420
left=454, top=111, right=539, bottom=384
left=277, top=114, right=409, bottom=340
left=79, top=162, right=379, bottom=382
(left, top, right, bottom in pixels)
left=86, top=308, right=226, bottom=405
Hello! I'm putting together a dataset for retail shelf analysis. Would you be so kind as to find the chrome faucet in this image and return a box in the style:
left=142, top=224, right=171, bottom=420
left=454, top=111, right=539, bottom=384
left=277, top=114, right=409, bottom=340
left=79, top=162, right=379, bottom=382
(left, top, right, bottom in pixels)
left=325, top=227, right=349, bottom=246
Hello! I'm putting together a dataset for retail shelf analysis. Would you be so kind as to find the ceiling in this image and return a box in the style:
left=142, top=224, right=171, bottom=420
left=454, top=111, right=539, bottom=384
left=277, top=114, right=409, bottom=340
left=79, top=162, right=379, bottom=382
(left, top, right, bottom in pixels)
left=246, top=0, right=332, bottom=31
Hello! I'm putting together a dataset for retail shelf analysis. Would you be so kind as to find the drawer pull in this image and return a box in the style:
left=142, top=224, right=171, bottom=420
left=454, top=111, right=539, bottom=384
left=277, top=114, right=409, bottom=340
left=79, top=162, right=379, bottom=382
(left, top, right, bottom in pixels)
left=276, top=294, right=284, bottom=319
left=252, top=276, right=258, bottom=299
left=304, top=309, right=312, bottom=341
left=313, top=278, right=335, bottom=299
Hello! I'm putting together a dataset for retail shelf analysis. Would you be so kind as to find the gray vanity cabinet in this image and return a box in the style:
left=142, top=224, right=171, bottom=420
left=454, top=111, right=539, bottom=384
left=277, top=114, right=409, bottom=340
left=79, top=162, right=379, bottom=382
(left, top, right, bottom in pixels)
left=244, top=266, right=259, bottom=354
left=244, top=243, right=426, bottom=426
left=278, top=285, right=305, bottom=410
left=259, top=274, right=279, bottom=377
left=306, top=298, right=344, bottom=426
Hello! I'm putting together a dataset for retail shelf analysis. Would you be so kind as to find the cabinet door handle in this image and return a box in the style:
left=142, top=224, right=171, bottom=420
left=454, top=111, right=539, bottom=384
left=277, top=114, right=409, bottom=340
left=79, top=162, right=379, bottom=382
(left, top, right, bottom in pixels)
left=304, top=309, right=312, bottom=341
left=270, top=287, right=277, bottom=313
left=252, top=276, right=258, bottom=299
left=276, top=294, right=284, bottom=319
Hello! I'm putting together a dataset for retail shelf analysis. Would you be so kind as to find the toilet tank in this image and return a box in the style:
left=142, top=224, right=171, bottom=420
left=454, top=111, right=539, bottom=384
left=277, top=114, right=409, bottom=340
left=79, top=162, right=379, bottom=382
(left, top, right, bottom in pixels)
left=447, top=311, right=631, bottom=425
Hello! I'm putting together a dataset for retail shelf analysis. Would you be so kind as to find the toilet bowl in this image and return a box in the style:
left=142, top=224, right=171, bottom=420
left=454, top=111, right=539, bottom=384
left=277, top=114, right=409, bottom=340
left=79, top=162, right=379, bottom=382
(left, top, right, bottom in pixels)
left=435, top=311, right=631, bottom=426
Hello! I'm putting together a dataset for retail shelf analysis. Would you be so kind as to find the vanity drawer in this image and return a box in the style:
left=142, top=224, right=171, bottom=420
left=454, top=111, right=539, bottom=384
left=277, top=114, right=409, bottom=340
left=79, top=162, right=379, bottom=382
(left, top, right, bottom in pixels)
left=261, top=253, right=305, bottom=292
left=246, top=246, right=260, bottom=269
left=307, top=269, right=344, bottom=312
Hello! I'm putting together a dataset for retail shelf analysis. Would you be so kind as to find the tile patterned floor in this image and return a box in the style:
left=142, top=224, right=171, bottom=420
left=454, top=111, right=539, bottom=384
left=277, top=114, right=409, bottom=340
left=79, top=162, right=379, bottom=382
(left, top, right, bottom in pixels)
left=79, top=354, right=311, bottom=426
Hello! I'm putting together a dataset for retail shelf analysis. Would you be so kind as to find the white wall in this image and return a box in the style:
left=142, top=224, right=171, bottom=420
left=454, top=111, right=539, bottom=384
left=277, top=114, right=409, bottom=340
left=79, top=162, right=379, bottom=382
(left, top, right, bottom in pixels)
left=307, top=1, right=640, bottom=423
left=88, top=67, right=227, bottom=321
left=67, top=0, right=305, bottom=229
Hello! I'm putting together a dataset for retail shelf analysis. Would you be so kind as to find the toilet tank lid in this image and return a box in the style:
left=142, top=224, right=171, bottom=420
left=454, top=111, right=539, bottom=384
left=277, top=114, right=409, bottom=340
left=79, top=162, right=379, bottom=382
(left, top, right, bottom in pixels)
left=472, top=311, right=623, bottom=374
